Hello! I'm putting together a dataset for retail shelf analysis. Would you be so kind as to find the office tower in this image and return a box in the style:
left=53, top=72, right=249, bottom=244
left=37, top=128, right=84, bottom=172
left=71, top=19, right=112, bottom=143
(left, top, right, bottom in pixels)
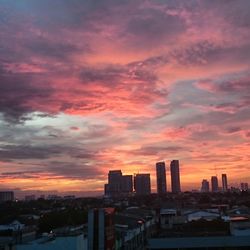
left=88, top=208, right=115, bottom=250
left=211, top=176, right=219, bottom=192
left=0, top=191, right=14, bottom=203
left=170, top=160, right=181, bottom=193
left=121, top=175, right=133, bottom=193
left=156, top=162, right=167, bottom=194
left=104, top=171, right=133, bottom=197
left=201, top=179, right=209, bottom=192
left=104, top=184, right=110, bottom=196
left=134, top=174, right=151, bottom=195
left=222, top=174, right=228, bottom=192
left=240, top=182, right=249, bottom=191
left=108, top=170, right=122, bottom=196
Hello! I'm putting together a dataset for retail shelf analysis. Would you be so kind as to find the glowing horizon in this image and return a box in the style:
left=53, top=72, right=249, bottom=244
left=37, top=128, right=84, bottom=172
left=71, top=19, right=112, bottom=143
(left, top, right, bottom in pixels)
left=0, top=0, right=249, bottom=195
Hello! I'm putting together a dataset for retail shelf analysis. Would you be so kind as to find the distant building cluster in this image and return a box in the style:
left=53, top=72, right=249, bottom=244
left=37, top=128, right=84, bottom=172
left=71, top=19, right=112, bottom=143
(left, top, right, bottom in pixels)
left=104, top=170, right=134, bottom=197
left=104, top=160, right=181, bottom=196
left=241, top=183, right=249, bottom=191
left=0, top=191, right=14, bottom=203
left=201, top=174, right=229, bottom=193
left=104, top=161, right=249, bottom=197
left=201, top=175, right=250, bottom=193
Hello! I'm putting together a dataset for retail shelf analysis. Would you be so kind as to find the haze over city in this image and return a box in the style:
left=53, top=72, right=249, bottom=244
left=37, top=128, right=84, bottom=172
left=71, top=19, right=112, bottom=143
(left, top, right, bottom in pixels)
left=0, top=0, right=250, bottom=196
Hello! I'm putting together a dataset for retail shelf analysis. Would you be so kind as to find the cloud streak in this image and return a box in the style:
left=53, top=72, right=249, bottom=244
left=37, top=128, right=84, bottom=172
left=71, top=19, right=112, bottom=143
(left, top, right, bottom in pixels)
left=0, top=0, right=249, bottom=193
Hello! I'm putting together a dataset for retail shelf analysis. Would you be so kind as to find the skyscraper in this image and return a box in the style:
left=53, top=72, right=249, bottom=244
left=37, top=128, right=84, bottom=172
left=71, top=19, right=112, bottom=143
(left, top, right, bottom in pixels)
left=134, top=174, right=151, bottom=195
left=201, top=179, right=210, bottom=192
left=170, top=160, right=181, bottom=193
left=211, top=176, right=219, bottom=192
left=121, top=175, right=133, bottom=193
left=107, top=170, right=122, bottom=196
left=156, top=162, right=167, bottom=194
left=105, top=170, right=133, bottom=197
left=222, top=174, right=228, bottom=192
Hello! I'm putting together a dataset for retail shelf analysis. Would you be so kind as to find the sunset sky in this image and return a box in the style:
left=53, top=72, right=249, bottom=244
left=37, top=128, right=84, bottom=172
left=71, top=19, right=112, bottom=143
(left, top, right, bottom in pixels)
left=0, top=0, right=250, bottom=196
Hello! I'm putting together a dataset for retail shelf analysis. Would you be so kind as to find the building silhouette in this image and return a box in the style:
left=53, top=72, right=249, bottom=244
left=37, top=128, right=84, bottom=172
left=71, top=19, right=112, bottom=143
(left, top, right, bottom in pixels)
left=0, top=191, right=14, bottom=202
left=211, top=176, right=219, bottom=192
left=201, top=179, right=209, bottom=192
left=156, top=162, right=167, bottom=194
left=121, top=175, right=133, bottom=193
left=107, top=170, right=122, bottom=196
left=134, top=174, right=151, bottom=195
left=105, top=170, right=133, bottom=197
left=240, top=182, right=249, bottom=191
left=222, top=174, right=228, bottom=192
left=170, top=160, right=181, bottom=193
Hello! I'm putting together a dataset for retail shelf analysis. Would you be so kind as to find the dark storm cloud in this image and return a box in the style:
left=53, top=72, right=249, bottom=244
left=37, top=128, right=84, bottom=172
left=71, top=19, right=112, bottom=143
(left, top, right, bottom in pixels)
left=127, top=40, right=250, bottom=72
left=0, top=144, right=65, bottom=161
left=225, top=127, right=242, bottom=134
left=80, top=64, right=158, bottom=86
left=25, top=39, right=84, bottom=61
left=125, top=9, right=186, bottom=47
left=0, top=143, right=98, bottom=162
left=131, top=145, right=185, bottom=156
left=170, top=42, right=250, bottom=67
left=0, top=170, right=42, bottom=179
left=202, top=0, right=250, bottom=28
left=46, top=161, right=104, bottom=180
left=0, top=163, right=103, bottom=180
left=80, top=66, right=128, bottom=85
left=0, top=69, right=54, bottom=122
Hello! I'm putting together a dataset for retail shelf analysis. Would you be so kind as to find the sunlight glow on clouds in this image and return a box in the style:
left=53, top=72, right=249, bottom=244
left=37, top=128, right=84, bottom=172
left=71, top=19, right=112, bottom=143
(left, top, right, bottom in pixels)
left=0, top=0, right=249, bottom=194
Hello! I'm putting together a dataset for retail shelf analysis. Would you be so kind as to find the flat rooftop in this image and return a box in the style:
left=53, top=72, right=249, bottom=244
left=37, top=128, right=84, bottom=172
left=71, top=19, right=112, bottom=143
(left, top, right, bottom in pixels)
left=148, top=236, right=250, bottom=249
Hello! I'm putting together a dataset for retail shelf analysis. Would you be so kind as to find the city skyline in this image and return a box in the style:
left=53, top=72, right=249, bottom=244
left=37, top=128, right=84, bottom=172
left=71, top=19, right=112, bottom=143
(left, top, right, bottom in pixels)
left=0, top=0, right=250, bottom=195
left=103, top=161, right=237, bottom=196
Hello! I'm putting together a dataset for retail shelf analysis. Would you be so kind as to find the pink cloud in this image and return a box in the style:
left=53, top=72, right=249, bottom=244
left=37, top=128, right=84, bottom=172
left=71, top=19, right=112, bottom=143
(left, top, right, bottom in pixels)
left=0, top=0, right=250, bottom=192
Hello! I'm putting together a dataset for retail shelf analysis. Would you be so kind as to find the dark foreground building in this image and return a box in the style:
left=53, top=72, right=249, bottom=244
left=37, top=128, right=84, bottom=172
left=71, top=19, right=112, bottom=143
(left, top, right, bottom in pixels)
left=88, top=208, right=115, bottom=250
left=148, top=236, right=250, bottom=249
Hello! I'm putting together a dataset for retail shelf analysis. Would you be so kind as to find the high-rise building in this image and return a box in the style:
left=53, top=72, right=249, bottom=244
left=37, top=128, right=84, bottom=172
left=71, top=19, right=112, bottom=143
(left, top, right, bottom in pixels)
left=211, top=176, right=219, bottom=192
left=107, top=170, right=122, bottom=196
left=0, top=191, right=14, bottom=203
left=156, top=162, right=167, bottom=194
left=121, top=175, right=133, bottom=193
left=108, top=170, right=122, bottom=190
left=134, top=174, right=151, bottom=195
left=104, top=171, right=133, bottom=197
left=222, top=174, right=228, bottom=192
left=201, top=179, right=209, bottom=192
left=88, top=208, right=115, bottom=250
left=104, top=184, right=110, bottom=196
left=240, top=182, right=249, bottom=191
left=170, top=160, right=181, bottom=193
